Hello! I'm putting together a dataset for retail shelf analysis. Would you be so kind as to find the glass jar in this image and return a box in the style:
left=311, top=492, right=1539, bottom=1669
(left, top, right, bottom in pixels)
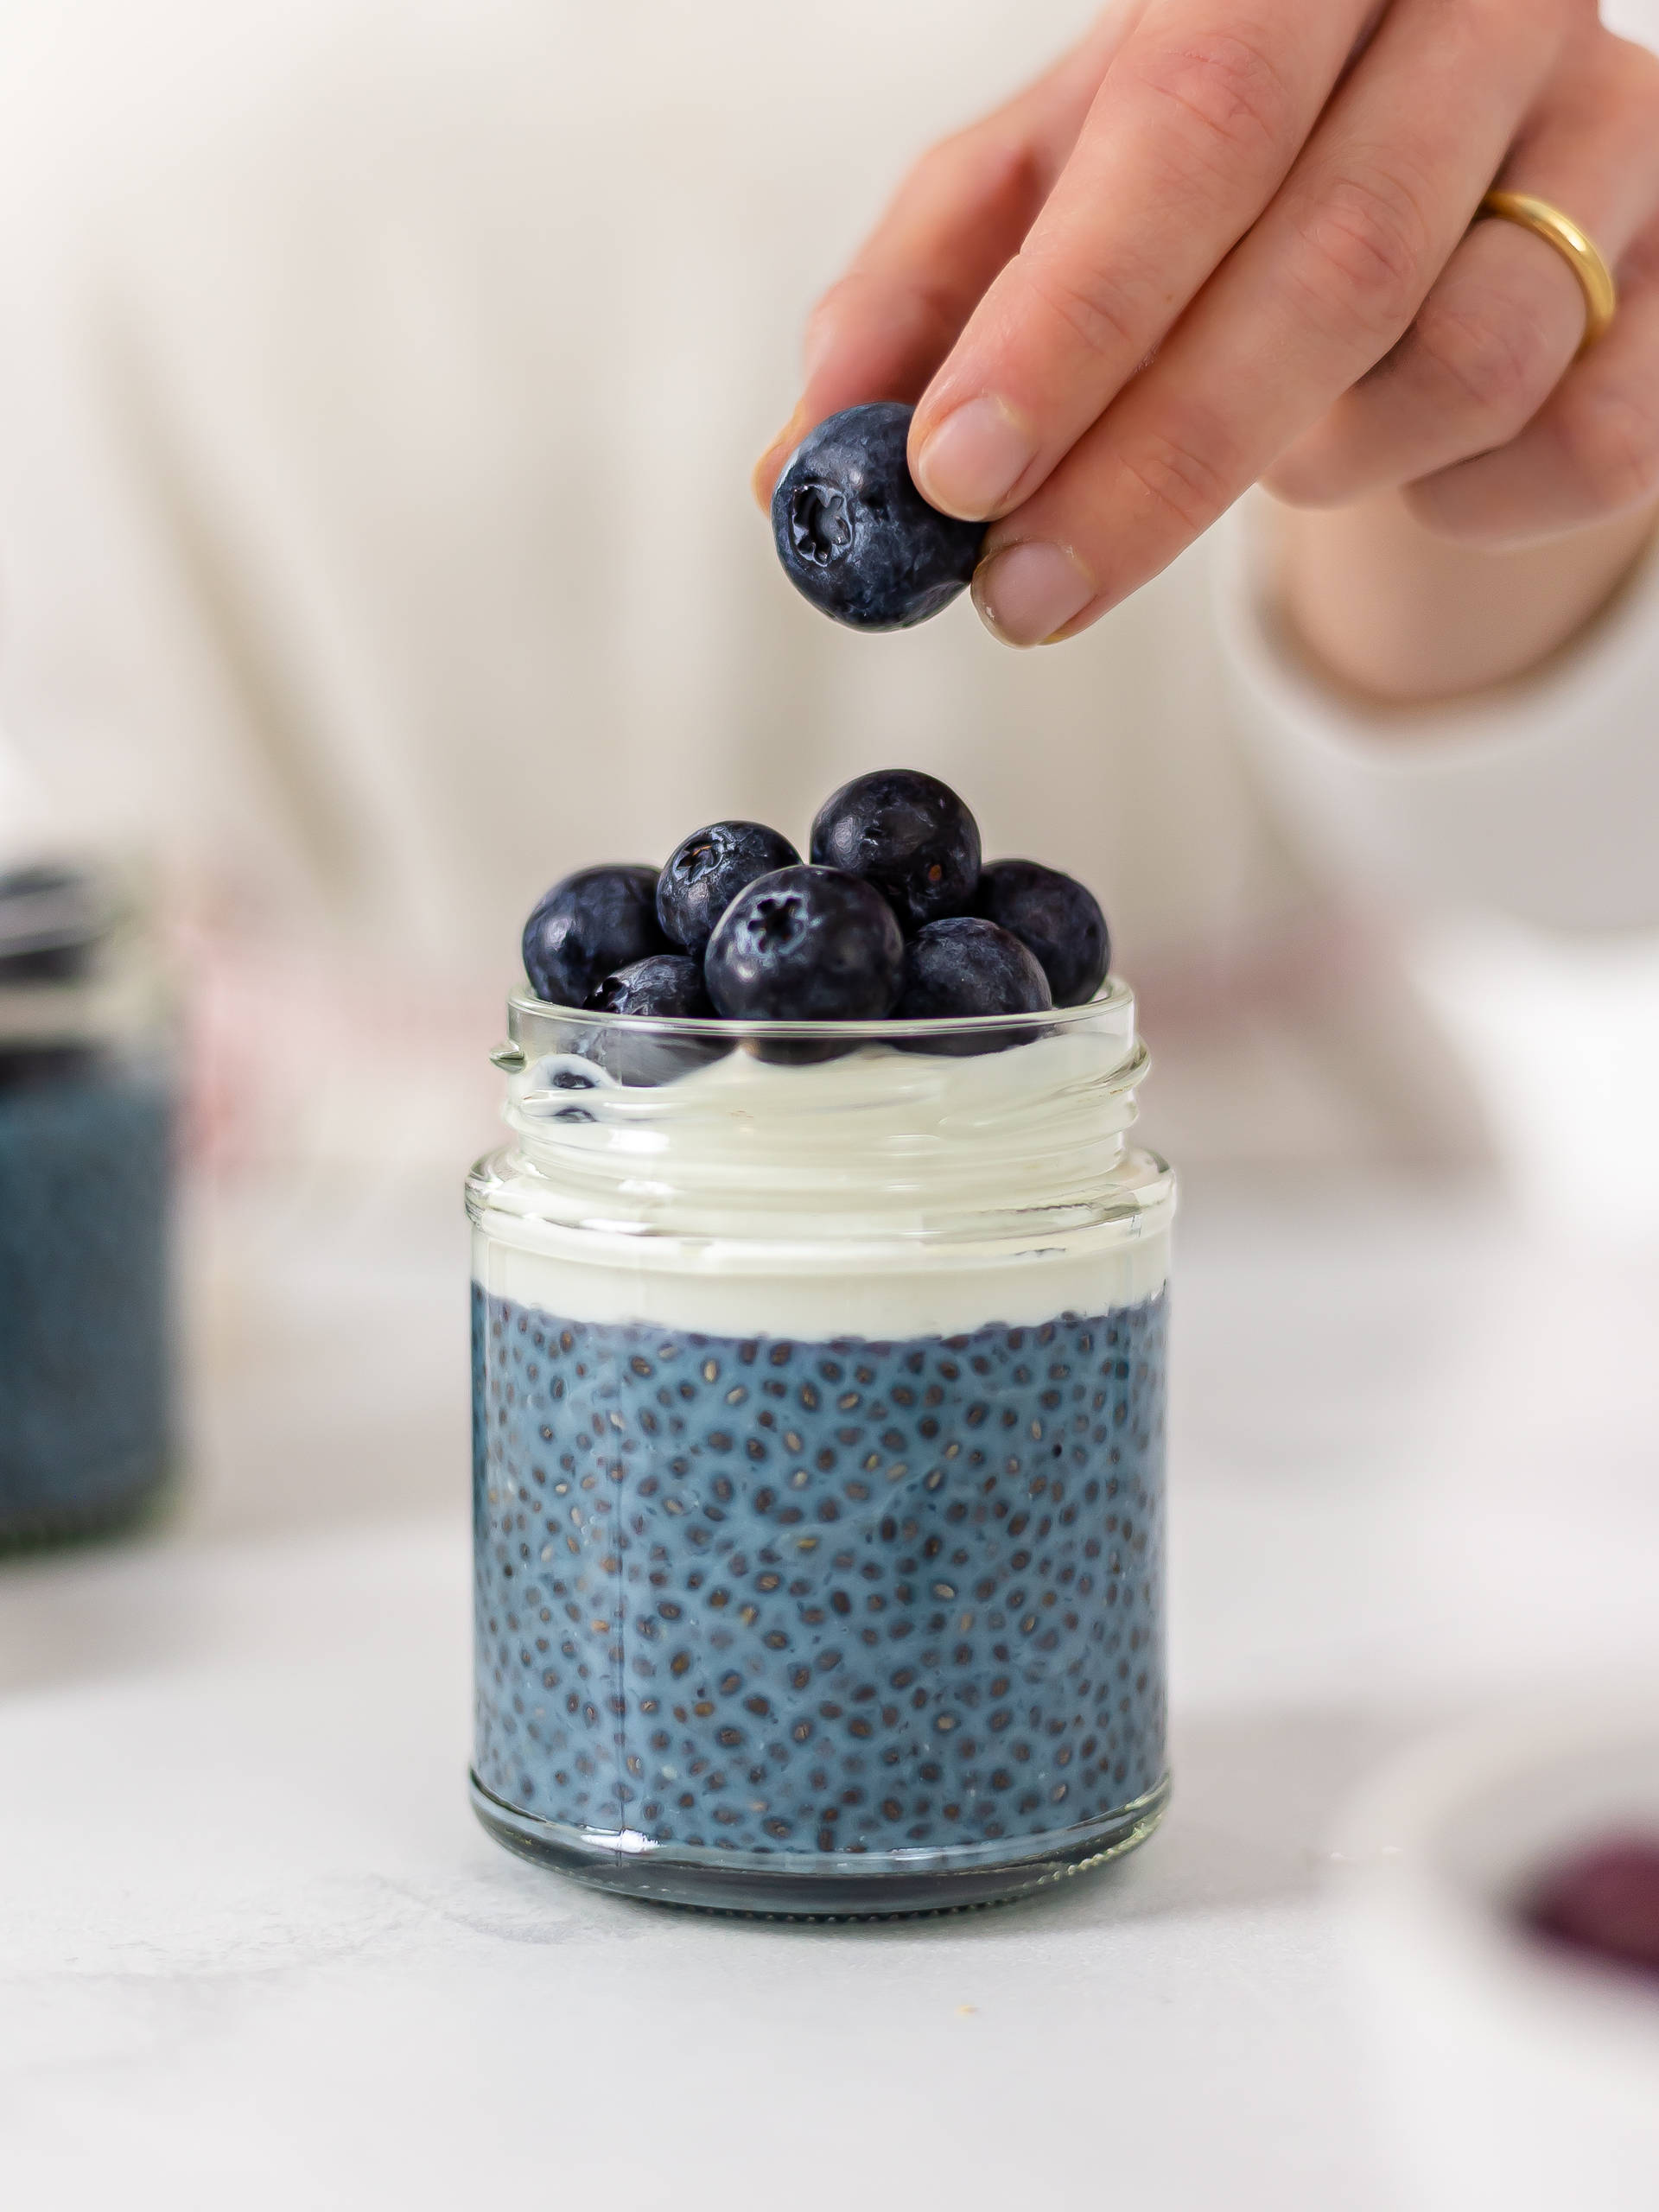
left=467, top=985, right=1174, bottom=1916
left=0, top=863, right=175, bottom=1546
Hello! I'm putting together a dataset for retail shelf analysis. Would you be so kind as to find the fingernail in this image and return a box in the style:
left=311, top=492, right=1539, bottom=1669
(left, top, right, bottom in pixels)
left=972, top=542, right=1095, bottom=647
left=912, top=397, right=1036, bottom=520
left=751, top=404, right=810, bottom=511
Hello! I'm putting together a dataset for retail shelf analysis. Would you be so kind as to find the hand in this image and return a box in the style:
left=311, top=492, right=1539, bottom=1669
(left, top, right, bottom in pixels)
left=1274, top=490, right=1659, bottom=704
left=753, top=0, right=1659, bottom=649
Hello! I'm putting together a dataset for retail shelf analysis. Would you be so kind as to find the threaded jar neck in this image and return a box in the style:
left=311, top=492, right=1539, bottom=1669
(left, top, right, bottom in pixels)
left=474, top=982, right=1170, bottom=1250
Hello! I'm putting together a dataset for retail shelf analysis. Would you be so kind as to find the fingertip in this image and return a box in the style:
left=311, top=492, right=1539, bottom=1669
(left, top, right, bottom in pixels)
left=749, top=448, right=782, bottom=512
left=970, top=538, right=1096, bottom=645
left=1259, top=443, right=1329, bottom=507
left=1039, top=598, right=1110, bottom=645
left=911, top=395, right=1038, bottom=521
left=751, top=404, right=810, bottom=512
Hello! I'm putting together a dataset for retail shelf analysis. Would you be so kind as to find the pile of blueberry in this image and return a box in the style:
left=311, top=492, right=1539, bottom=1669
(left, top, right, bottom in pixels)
left=521, top=769, right=1109, bottom=1040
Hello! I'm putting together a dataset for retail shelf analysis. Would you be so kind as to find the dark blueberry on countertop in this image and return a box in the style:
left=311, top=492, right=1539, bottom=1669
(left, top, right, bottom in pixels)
left=523, top=865, right=666, bottom=1007
left=972, top=859, right=1109, bottom=1007
left=772, top=403, right=985, bottom=632
left=893, top=918, right=1051, bottom=1051
left=810, top=769, right=981, bottom=936
left=585, top=954, right=713, bottom=1020
left=1522, top=1836, right=1659, bottom=1980
left=657, top=822, right=801, bottom=957
left=704, top=866, right=904, bottom=1022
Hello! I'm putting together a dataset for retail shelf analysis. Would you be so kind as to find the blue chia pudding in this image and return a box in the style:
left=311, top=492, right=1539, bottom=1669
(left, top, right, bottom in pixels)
left=473, top=1287, right=1166, bottom=1860
left=0, top=1049, right=173, bottom=1542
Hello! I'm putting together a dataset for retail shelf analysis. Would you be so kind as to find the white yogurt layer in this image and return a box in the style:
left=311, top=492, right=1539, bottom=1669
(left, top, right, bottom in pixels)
left=473, top=1217, right=1170, bottom=1340
left=468, top=1018, right=1173, bottom=1340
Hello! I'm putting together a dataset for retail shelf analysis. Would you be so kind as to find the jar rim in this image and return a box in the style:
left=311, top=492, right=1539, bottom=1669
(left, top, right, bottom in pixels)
left=0, top=861, right=126, bottom=980
left=498, top=976, right=1134, bottom=1065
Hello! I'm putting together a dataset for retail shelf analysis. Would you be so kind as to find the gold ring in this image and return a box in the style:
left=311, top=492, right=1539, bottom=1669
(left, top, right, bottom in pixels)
left=1478, top=189, right=1617, bottom=353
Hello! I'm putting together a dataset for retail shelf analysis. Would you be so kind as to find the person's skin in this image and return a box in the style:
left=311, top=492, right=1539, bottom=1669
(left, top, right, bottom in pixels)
left=753, top=0, right=1659, bottom=706
left=1273, top=490, right=1658, bottom=703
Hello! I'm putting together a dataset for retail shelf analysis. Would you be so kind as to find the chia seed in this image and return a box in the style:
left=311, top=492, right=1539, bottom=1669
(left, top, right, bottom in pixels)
left=473, top=1286, right=1166, bottom=1859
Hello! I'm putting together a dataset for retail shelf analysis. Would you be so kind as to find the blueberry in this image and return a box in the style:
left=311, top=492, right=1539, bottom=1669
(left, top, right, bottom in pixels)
left=580, top=957, right=725, bottom=1085
left=657, top=822, right=801, bottom=957
left=704, top=865, right=904, bottom=1021
left=522, top=865, right=666, bottom=1007
left=971, top=859, right=1109, bottom=1007
left=893, top=918, right=1052, bottom=1048
left=772, top=403, right=985, bottom=631
left=810, top=768, right=981, bottom=935
left=585, top=954, right=712, bottom=1019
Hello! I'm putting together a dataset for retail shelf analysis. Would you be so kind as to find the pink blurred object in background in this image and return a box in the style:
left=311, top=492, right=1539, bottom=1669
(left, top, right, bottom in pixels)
left=1336, top=1703, right=1659, bottom=2212
left=1523, top=1835, right=1659, bottom=1984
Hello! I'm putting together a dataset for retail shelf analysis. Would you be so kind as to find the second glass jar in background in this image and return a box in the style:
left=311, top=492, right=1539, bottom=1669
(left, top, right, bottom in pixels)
left=0, top=862, right=175, bottom=1548
left=469, top=987, right=1174, bottom=1916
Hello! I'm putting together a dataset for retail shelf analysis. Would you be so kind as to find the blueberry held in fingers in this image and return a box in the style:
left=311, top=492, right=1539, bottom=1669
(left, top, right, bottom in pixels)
left=972, top=858, right=1109, bottom=1006
left=893, top=916, right=1052, bottom=1052
left=810, top=768, right=981, bottom=935
left=704, top=865, right=905, bottom=1020
left=585, top=954, right=713, bottom=1019
left=523, top=864, right=666, bottom=1007
left=772, top=403, right=986, bottom=631
left=657, top=821, right=801, bottom=957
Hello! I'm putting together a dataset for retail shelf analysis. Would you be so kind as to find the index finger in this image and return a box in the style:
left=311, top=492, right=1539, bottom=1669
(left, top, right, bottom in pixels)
left=976, top=0, right=1564, bottom=643
left=906, top=0, right=1375, bottom=523
left=750, top=16, right=1123, bottom=508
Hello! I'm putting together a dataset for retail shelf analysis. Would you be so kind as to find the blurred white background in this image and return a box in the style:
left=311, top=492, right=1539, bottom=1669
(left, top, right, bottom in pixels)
left=0, top=13, right=1656, bottom=2209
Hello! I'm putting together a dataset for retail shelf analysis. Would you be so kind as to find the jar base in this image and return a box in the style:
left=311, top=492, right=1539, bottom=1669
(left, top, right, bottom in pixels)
left=469, top=1770, right=1171, bottom=1920
left=0, top=1451, right=175, bottom=1556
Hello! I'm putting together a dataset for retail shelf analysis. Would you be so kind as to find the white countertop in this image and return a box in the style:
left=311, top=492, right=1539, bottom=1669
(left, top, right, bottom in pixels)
left=5, top=1175, right=1658, bottom=2210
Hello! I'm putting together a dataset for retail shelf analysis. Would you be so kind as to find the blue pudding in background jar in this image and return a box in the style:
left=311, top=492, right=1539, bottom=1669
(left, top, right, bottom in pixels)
left=0, top=866, right=175, bottom=1546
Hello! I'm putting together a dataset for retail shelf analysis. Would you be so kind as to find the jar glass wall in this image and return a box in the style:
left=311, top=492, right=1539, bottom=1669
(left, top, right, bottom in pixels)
left=0, top=866, right=175, bottom=1547
left=467, top=986, right=1174, bottom=1916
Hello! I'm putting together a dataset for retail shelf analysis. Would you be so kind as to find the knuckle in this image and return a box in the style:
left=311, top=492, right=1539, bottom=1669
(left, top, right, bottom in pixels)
left=904, top=130, right=981, bottom=222
left=1125, top=28, right=1300, bottom=168
left=902, top=124, right=1042, bottom=247
left=971, top=130, right=1044, bottom=207
left=1624, top=226, right=1659, bottom=290
left=1290, top=162, right=1435, bottom=333
left=912, top=124, right=995, bottom=190
left=804, top=274, right=865, bottom=346
left=1410, top=294, right=1560, bottom=431
left=1608, top=29, right=1659, bottom=115
left=1019, top=245, right=1139, bottom=365
left=1556, top=382, right=1659, bottom=512
left=1116, top=423, right=1236, bottom=539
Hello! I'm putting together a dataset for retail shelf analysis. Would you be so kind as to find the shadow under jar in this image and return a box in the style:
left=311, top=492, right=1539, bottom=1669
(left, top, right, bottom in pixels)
left=467, top=986, right=1175, bottom=1916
